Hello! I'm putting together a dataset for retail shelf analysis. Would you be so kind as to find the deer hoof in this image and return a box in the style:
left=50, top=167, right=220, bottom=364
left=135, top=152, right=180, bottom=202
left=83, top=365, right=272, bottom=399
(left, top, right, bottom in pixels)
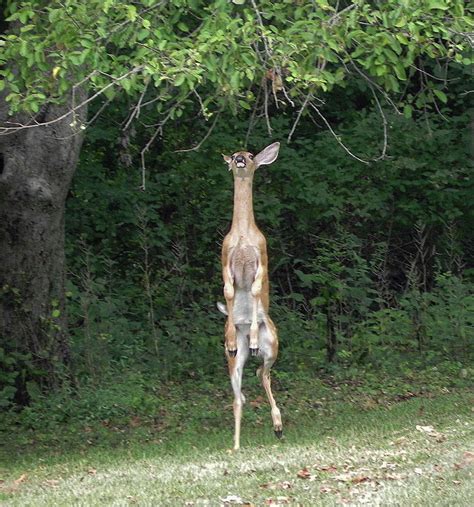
left=274, top=429, right=283, bottom=439
left=250, top=347, right=259, bottom=357
left=228, top=349, right=237, bottom=358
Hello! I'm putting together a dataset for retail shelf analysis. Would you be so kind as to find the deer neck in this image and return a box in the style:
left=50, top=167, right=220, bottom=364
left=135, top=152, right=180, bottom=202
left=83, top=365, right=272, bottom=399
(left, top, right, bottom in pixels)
left=231, top=175, right=256, bottom=234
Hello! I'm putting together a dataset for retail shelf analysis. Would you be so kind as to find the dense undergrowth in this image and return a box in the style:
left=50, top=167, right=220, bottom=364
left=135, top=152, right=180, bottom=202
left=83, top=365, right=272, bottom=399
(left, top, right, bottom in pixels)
left=61, top=108, right=473, bottom=384
left=1, top=95, right=473, bottom=432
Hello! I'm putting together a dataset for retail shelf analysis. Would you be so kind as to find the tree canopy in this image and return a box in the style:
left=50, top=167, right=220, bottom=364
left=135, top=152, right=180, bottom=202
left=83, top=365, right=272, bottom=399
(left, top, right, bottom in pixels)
left=1, top=0, right=472, bottom=133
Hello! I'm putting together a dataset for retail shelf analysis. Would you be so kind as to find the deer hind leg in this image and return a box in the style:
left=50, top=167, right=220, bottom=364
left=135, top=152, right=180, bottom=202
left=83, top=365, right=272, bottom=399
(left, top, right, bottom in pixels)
left=257, top=319, right=283, bottom=438
left=228, top=327, right=249, bottom=451
left=250, top=262, right=264, bottom=356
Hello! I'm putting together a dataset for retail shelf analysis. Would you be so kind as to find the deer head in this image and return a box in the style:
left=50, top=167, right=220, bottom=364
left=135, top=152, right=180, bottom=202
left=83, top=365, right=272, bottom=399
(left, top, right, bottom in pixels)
left=222, top=142, right=280, bottom=178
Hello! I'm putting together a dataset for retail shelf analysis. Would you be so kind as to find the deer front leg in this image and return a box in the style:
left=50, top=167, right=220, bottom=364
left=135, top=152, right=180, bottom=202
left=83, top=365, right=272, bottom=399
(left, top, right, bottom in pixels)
left=224, top=266, right=237, bottom=357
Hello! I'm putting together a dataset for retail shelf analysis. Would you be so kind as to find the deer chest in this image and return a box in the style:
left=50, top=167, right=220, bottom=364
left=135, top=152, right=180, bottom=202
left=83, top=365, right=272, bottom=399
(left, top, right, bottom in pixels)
left=230, top=244, right=259, bottom=290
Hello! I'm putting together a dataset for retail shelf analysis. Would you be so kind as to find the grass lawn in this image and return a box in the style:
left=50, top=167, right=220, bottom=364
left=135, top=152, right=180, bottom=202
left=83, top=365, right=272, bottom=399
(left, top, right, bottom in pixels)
left=0, top=374, right=473, bottom=506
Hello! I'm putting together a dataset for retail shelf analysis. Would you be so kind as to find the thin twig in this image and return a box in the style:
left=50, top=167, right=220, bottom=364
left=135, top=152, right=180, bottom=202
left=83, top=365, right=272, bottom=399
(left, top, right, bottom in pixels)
left=327, top=3, right=357, bottom=26
left=308, top=100, right=370, bottom=165
left=411, top=64, right=457, bottom=82
left=370, top=86, right=388, bottom=161
left=263, top=77, right=273, bottom=136
left=280, top=78, right=295, bottom=107
left=347, top=57, right=401, bottom=114
left=86, top=97, right=113, bottom=126
left=287, top=93, right=310, bottom=143
left=0, top=66, right=144, bottom=135
left=123, top=80, right=149, bottom=131
left=140, top=125, right=161, bottom=191
left=174, top=112, right=221, bottom=152
left=139, top=94, right=186, bottom=190
left=244, top=85, right=262, bottom=147
left=250, top=0, right=273, bottom=60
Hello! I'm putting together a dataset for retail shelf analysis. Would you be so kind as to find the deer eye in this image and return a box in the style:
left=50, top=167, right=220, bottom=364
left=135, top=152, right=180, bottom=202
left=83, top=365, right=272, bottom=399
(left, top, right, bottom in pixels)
left=231, top=155, right=235, bottom=160
left=249, top=154, right=254, bottom=160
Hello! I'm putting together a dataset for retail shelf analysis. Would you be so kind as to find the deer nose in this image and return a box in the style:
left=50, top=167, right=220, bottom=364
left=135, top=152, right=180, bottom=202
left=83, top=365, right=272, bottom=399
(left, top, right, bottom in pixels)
left=235, top=155, right=245, bottom=164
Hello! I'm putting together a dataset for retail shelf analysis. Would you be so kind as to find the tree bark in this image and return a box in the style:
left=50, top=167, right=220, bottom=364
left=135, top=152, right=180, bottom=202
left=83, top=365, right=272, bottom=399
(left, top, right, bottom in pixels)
left=0, top=95, right=87, bottom=404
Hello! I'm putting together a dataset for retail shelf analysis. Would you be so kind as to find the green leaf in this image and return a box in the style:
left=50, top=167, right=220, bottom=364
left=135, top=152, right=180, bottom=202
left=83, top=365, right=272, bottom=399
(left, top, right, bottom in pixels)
left=52, top=309, right=61, bottom=318
left=230, top=72, right=240, bottom=90
left=29, top=101, right=39, bottom=113
left=137, top=29, right=149, bottom=41
left=126, top=5, right=137, bottom=21
left=396, top=33, right=409, bottom=45
left=433, top=89, right=447, bottom=103
left=403, top=104, right=413, bottom=118
left=174, top=74, right=186, bottom=87
left=394, top=62, right=407, bottom=80
left=238, top=99, right=251, bottom=110
left=427, top=0, right=449, bottom=10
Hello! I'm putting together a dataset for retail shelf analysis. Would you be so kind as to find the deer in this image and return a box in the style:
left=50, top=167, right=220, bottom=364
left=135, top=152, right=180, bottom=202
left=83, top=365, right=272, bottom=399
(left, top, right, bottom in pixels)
left=217, top=142, right=282, bottom=451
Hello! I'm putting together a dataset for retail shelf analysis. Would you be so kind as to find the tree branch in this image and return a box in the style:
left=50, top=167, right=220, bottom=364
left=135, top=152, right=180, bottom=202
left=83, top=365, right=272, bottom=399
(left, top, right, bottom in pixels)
left=308, top=99, right=370, bottom=165
left=174, top=112, right=221, bottom=153
left=0, top=67, right=144, bottom=135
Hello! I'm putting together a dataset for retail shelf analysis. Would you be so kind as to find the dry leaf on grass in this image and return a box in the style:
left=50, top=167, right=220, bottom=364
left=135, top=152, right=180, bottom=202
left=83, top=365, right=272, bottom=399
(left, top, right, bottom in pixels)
left=260, top=481, right=292, bottom=490
left=14, top=474, right=27, bottom=485
left=129, top=416, right=142, bottom=428
left=351, top=475, right=371, bottom=484
left=319, top=485, right=337, bottom=494
left=384, top=473, right=406, bottom=481
left=329, top=469, right=376, bottom=485
left=415, top=425, right=446, bottom=442
left=454, top=451, right=474, bottom=470
left=296, top=468, right=314, bottom=480
left=390, top=436, right=408, bottom=446
left=220, top=494, right=252, bottom=505
left=265, top=497, right=291, bottom=506
left=416, top=425, right=435, bottom=433
left=250, top=396, right=265, bottom=408
left=315, top=464, right=338, bottom=473
left=43, top=479, right=60, bottom=488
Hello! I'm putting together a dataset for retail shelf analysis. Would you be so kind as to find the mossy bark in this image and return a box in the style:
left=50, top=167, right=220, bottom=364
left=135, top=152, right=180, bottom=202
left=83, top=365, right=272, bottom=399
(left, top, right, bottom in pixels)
left=0, top=94, right=87, bottom=403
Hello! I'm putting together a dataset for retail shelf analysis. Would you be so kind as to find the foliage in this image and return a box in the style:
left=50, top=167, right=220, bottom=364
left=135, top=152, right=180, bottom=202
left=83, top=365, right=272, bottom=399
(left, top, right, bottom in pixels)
left=1, top=0, right=472, bottom=122
left=1, top=1, right=473, bottom=412
left=48, top=102, right=473, bottom=391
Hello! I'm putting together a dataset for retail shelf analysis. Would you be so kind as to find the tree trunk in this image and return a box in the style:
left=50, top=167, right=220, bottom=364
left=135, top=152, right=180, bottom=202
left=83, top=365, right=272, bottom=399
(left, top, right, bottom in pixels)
left=0, top=95, right=87, bottom=404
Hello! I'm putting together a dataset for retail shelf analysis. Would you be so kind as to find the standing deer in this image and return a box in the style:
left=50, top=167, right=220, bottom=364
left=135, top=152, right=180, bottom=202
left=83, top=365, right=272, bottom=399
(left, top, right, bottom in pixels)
left=218, top=142, right=282, bottom=451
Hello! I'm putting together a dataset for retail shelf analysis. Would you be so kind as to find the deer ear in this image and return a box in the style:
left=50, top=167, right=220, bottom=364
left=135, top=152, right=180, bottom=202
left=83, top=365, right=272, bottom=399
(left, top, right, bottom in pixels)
left=222, top=154, right=232, bottom=165
left=254, top=142, right=280, bottom=168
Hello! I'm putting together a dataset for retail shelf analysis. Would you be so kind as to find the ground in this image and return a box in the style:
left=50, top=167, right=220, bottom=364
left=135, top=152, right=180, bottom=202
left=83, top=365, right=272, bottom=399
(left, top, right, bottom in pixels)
left=0, top=373, right=472, bottom=506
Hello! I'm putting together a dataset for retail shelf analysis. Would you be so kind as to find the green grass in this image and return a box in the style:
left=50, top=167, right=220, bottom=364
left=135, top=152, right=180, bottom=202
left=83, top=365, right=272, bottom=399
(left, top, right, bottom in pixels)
left=0, top=373, right=473, bottom=506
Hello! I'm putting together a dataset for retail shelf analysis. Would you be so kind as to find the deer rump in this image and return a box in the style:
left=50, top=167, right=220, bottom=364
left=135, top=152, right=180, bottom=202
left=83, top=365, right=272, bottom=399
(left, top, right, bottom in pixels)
left=229, top=244, right=266, bottom=326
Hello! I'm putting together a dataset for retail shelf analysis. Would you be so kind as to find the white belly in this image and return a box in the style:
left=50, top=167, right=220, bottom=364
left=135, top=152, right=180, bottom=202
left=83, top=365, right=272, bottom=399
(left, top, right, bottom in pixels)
left=232, top=288, right=266, bottom=325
